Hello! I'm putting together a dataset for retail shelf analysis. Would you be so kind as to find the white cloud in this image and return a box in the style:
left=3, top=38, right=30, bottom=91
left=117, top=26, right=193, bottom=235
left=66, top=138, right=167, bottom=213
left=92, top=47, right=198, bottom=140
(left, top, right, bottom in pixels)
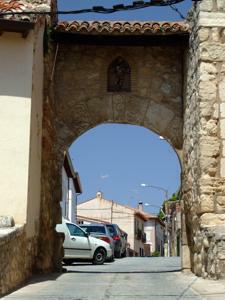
left=100, top=174, right=109, bottom=179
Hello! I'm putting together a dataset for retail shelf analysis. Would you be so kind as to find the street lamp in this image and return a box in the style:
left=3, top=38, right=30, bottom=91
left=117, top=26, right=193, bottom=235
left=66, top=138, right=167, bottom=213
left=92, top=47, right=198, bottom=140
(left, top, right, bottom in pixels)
left=140, top=183, right=170, bottom=257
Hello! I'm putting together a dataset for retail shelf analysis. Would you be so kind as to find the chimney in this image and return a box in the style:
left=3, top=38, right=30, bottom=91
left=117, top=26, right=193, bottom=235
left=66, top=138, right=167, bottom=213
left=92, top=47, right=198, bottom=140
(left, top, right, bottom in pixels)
left=138, top=201, right=143, bottom=211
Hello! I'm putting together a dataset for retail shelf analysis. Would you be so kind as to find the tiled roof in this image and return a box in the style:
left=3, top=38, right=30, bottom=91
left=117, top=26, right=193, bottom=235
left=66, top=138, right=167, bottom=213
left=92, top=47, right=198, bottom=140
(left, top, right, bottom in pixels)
left=55, top=21, right=189, bottom=35
left=0, top=0, right=50, bottom=21
left=0, top=0, right=25, bottom=12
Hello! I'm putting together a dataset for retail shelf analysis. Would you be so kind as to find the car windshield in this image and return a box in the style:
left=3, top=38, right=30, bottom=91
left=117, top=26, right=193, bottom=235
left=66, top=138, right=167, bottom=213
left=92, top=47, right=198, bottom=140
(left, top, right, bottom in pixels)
left=81, top=226, right=106, bottom=234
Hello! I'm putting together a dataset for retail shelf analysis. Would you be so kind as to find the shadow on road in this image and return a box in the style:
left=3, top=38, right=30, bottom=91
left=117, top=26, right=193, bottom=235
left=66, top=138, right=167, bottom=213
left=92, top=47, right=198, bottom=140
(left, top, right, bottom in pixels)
left=66, top=269, right=182, bottom=274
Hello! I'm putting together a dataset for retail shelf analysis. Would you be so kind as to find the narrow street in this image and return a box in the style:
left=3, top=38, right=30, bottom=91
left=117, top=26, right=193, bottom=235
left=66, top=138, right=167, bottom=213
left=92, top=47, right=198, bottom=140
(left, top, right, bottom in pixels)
left=4, top=257, right=225, bottom=300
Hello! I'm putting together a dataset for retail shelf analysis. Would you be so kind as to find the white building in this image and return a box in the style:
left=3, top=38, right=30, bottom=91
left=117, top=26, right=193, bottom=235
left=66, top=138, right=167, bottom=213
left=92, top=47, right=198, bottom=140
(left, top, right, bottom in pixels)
left=61, top=152, right=82, bottom=223
left=144, top=216, right=165, bottom=256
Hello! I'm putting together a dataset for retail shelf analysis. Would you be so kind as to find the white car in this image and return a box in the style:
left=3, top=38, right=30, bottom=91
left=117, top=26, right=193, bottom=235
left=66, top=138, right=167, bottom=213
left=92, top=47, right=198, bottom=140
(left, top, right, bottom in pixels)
left=56, top=219, right=113, bottom=265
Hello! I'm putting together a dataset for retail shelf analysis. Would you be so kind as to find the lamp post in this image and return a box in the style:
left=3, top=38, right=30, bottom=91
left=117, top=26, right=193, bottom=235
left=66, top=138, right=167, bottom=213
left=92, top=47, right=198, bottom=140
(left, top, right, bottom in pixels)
left=140, top=183, right=170, bottom=257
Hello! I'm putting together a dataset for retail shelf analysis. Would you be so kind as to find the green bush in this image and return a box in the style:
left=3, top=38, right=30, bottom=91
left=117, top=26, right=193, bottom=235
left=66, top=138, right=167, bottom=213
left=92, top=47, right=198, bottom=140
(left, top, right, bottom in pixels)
left=151, top=250, right=160, bottom=257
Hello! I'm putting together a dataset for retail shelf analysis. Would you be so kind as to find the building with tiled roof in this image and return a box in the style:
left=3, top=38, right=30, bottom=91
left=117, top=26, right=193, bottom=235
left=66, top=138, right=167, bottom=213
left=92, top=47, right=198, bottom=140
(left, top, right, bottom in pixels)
left=77, top=192, right=164, bottom=256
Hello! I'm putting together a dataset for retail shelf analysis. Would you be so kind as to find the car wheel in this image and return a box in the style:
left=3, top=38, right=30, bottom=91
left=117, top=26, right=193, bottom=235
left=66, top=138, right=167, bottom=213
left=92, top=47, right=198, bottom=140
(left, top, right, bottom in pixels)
left=92, top=247, right=106, bottom=265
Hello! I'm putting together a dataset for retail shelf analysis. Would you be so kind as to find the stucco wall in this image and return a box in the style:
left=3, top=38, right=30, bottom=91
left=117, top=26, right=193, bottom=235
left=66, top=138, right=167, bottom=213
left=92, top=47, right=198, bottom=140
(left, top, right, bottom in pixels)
left=0, top=32, right=34, bottom=224
left=0, top=22, right=44, bottom=236
left=145, top=220, right=155, bottom=252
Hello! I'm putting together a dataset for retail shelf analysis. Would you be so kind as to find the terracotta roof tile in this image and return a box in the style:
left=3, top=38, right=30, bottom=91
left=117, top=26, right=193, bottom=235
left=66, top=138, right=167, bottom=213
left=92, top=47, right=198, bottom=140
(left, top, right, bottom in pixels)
left=56, top=20, right=189, bottom=35
left=0, top=0, right=50, bottom=21
left=0, top=0, right=22, bottom=11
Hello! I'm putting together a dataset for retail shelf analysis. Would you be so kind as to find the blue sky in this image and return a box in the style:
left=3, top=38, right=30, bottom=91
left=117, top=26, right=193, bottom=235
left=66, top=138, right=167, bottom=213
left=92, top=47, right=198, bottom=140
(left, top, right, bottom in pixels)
left=70, top=125, right=181, bottom=215
left=59, top=1, right=191, bottom=214
left=58, top=0, right=192, bottom=21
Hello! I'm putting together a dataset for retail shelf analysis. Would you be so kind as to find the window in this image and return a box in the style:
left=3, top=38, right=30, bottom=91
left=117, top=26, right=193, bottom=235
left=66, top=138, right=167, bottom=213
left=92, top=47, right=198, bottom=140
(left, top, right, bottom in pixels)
left=81, top=226, right=106, bottom=234
left=66, top=223, right=86, bottom=237
left=107, top=56, right=131, bottom=92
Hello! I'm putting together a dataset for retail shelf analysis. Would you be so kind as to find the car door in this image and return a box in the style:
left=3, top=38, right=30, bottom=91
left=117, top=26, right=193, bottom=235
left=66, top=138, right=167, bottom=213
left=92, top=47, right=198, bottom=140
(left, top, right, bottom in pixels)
left=64, top=223, right=92, bottom=259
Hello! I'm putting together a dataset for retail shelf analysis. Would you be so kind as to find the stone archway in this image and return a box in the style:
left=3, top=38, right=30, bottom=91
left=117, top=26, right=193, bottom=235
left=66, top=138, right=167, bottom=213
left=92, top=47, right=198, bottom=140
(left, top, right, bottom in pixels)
left=38, top=20, right=185, bottom=271
left=39, top=17, right=225, bottom=279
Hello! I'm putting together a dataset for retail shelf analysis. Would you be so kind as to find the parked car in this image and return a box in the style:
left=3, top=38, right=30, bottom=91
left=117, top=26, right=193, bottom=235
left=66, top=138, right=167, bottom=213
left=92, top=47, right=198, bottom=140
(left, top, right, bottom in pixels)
left=56, top=219, right=113, bottom=265
left=80, top=223, right=115, bottom=261
left=106, top=224, right=127, bottom=258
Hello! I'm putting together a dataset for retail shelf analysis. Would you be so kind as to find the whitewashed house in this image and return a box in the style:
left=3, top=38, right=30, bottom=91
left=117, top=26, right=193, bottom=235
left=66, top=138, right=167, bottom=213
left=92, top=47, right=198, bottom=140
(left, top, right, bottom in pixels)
left=61, top=152, right=82, bottom=223
left=144, top=215, right=165, bottom=256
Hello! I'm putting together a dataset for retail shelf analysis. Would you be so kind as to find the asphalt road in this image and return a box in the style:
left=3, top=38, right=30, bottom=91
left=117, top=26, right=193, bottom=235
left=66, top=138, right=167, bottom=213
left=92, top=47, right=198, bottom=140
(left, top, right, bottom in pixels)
left=1, top=257, right=221, bottom=300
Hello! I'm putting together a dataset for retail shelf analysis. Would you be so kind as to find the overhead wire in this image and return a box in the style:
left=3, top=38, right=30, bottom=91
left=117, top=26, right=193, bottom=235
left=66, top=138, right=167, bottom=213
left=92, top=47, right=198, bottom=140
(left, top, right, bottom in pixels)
left=0, top=0, right=186, bottom=18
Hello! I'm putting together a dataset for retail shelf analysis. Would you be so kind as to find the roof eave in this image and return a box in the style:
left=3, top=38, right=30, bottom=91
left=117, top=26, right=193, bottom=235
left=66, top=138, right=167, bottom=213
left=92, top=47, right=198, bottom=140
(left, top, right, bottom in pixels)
left=0, top=18, right=35, bottom=37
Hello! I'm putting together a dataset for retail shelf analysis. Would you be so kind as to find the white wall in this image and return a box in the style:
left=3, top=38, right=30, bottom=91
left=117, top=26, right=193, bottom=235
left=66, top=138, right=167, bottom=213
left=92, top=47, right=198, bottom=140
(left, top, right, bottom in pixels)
left=61, top=167, right=69, bottom=220
left=0, top=26, right=44, bottom=230
left=145, top=220, right=156, bottom=253
left=69, top=178, right=77, bottom=223
left=61, top=168, right=77, bottom=223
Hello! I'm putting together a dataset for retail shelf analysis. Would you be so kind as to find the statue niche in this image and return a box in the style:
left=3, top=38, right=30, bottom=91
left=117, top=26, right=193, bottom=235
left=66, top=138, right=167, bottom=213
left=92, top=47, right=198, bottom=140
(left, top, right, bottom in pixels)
left=107, top=57, right=131, bottom=92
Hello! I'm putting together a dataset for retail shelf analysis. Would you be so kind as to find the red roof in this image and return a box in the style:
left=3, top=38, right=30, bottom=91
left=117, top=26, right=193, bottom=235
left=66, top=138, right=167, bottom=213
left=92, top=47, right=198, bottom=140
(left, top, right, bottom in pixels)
left=55, top=20, right=189, bottom=35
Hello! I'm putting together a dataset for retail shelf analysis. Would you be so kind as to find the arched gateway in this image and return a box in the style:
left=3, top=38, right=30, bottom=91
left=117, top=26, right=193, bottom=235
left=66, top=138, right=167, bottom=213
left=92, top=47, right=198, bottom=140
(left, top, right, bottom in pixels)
left=1, top=1, right=225, bottom=295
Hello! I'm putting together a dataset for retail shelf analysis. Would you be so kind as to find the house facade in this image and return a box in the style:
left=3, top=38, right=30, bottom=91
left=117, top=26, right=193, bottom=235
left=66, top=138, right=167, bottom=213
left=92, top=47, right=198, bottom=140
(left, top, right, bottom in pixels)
left=77, top=192, right=148, bottom=256
left=165, top=200, right=181, bottom=257
left=144, top=216, right=165, bottom=256
left=61, top=152, right=82, bottom=223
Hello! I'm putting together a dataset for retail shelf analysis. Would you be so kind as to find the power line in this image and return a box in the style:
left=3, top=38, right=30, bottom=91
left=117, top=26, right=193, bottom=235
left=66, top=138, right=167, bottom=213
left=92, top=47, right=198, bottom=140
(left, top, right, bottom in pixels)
left=169, top=4, right=185, bottom=19
left=0, top=0, right=186, bottom=17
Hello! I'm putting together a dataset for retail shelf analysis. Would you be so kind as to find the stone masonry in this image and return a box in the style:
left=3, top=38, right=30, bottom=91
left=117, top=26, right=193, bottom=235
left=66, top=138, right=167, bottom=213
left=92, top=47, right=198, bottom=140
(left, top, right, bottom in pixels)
left=183, top=0, right=225, bottom=279
left=0, top=219, right=38, bottom=295
left=2, top=0, right=225, bottom=296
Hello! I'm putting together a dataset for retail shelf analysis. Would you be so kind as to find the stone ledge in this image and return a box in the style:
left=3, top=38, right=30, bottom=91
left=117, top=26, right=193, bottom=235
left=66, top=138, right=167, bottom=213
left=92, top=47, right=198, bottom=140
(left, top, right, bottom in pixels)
left=0, top=225, right=24, bottom=243
left=0, top=216, right=14, bottom=228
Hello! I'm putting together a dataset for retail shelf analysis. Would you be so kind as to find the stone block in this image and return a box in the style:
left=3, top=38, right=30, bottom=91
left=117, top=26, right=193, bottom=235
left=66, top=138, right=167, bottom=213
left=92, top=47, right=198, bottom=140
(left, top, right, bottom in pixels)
left=220, top=103, right=225, bottom=118
left=0, top=216, right=14, bottom=228
left=144, top=102, right=175, bottom=132
left=213, top=103, right=219, bottom=119
left=200, top=62, right=218, bottom=75
left=198, top=195, right=215, bottom=214
left=217, top=0, right=225, bottom=10
left=221, top=119, right=225, bottom=138
left=222, top=140, right=225, bottom=156
left=216, top=203, right=225, bottom=213
left=219, top=81, right=225, bottom=102
left=211, top=28, right=220, bottom=42
left=220, top=119, right=225, bottom=139
left=199, top=138, right=220, bottom=157
left=200, top=213, right=225, bottom=227
left=216, top=196, right=225, bottom=206
left=199, top=80, right=217, bottom=101
left=199, top=28, right=210, bottom=42
left=200, top=42, right=225, bottom=62
left=221, top=157, right=225, bottom=177
left=200, top=0, right=213, bottom=11
left=199, top=11, right=225, bottom=27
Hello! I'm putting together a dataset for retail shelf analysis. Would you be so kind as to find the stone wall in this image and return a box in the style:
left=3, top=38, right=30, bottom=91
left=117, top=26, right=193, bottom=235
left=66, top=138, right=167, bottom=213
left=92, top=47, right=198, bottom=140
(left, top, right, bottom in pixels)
left=183, top=0, right=225, bottom=279
left=0, top=223, right=37, bottom=295
left=35, top=42, right=64, bottom=273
